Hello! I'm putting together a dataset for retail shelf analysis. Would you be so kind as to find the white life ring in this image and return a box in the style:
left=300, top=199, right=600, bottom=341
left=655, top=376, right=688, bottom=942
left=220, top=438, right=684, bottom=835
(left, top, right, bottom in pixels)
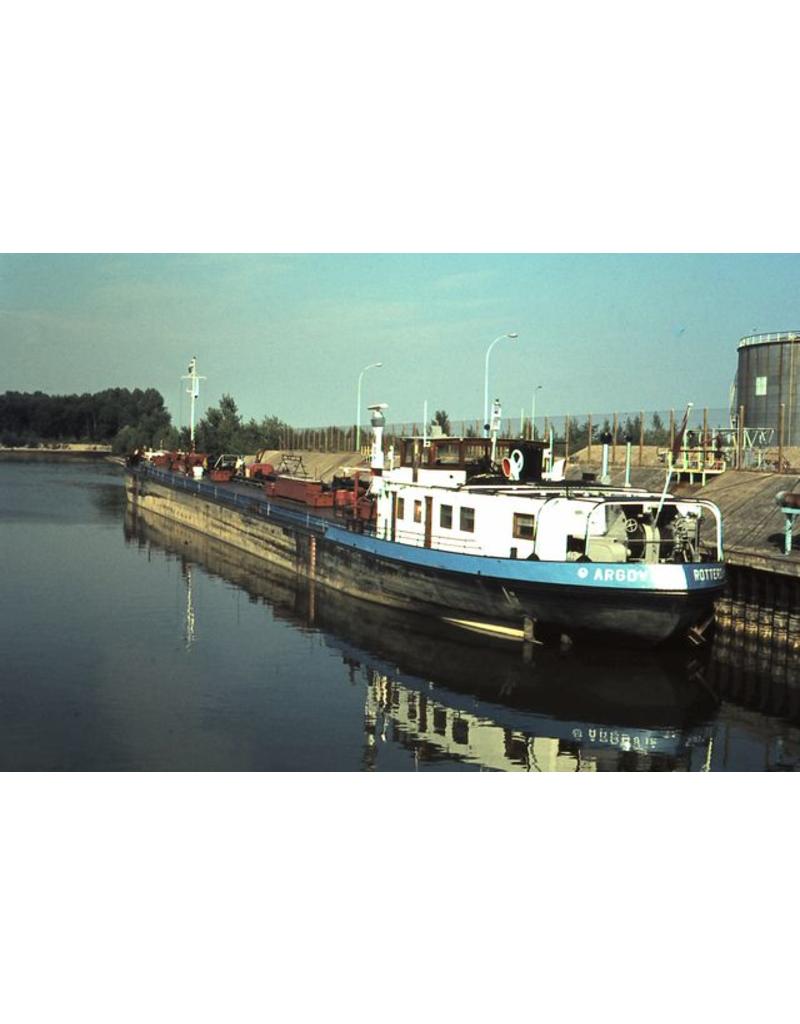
left=502, top=449, right=525, bottom=481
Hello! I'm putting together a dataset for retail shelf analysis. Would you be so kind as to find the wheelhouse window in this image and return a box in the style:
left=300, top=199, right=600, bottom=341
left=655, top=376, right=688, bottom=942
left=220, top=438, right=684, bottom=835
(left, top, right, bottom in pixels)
left=460, top=507, right=475, bottom=532
left=434, top=443, right=461, bottom=464
left=397, top=497, right=405, bottom=520
left=440, top=504, right=453, bottom=529
left=413, top=500, right=423, bottom=523
left=513, top=513, right=536, bottom=541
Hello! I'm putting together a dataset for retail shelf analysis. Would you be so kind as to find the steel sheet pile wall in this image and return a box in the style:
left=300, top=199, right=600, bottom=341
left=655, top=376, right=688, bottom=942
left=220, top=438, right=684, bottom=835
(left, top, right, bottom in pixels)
left=737, top=332, right=800, bottom=444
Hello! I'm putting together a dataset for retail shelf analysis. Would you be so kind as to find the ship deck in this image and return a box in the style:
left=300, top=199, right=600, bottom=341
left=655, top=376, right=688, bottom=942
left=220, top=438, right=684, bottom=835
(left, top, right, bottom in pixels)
left=132, top=464, right=362, bottom=534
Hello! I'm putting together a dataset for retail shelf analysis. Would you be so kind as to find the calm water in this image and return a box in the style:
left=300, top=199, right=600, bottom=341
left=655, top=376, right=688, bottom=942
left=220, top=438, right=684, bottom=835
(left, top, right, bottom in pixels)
left=1, top=459, right=799, bottom=771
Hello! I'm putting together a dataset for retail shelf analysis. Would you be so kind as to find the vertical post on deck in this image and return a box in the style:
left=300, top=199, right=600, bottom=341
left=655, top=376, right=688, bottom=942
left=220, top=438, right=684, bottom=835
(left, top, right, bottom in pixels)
left=612, top=412, right=618, bottom=465
left=639, top=410, right=645, bottom=466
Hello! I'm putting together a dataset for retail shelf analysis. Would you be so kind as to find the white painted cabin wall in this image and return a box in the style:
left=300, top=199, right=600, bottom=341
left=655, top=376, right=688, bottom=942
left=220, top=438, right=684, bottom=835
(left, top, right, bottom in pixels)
left=372, top=470, right=722, bottom=565
left=416, top=468, right=467, bottom=487
left=378, top=484, right=542, bottom=559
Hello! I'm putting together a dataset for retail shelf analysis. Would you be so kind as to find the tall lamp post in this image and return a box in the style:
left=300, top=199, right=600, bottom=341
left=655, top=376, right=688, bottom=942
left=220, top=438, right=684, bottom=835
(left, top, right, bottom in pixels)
left=483, top=333, right=518, bottom=436
left=531, top=385, right=543, bottom=439
left=356, top=362, right=383, bottom=451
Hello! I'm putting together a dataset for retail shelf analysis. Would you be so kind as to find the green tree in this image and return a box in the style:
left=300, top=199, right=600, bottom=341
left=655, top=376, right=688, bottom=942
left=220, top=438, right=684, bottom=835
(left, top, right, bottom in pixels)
left=646, top=411, right=669, bottom=445
left=191, top=395, right=290, bottom=456
left=433, top=409, right=451, bottom=435
left=0, top=387, right=173, bottom=448
left=195, top=394, right=243, bottom=455
left=256, top=415, right=288, bottom=449
left=621, top=414, right=642, bottom=442
left=560, top=416, right=592, bottom=451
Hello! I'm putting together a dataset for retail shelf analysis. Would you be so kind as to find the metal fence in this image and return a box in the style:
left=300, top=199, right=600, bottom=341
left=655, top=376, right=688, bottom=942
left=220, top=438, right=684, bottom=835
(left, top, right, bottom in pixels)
left=277, top=405, right=793, bottom=472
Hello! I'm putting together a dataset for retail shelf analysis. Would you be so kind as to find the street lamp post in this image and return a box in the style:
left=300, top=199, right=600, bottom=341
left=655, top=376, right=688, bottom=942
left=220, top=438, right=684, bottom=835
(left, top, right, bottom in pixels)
left=356, top=362, right=383, bottom=451
left=531, top=385, right=543, bottom=439
left=483, top=333, right=518, bottom=437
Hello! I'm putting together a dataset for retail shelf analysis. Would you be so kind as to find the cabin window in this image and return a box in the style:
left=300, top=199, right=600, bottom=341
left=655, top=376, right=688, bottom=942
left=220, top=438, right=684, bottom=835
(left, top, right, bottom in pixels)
left=460, top=507, right=475, bottom=532
left=435, top=443, right=461, bottom=464
left=397, top=497, right=405, bottom=520
left=464, top=442, right=488, bottom=464
left=513, top=513, right=536, bottom=541
left=414, top=500, right=423, bottom=523
left=440, top=504, right=453, bottom=529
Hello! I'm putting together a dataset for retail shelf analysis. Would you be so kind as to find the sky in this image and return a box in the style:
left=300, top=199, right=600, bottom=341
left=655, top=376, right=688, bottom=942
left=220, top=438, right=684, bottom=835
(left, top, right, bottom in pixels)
left=1, top=253, right=798, bottom=431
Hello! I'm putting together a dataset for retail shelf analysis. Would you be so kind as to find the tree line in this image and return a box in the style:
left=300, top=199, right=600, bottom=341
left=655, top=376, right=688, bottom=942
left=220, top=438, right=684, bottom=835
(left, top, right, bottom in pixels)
left=0, top=388, right=290, bottom=458
left=0, top=390, right=684, bottom=457
left=0, top=388, right=174, bottom=452
left=558, top=412, right=671, bottom=449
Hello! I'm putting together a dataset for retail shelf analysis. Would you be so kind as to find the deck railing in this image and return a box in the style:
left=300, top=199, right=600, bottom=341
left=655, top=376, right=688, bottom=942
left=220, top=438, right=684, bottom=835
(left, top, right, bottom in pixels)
left=136, top=463, right=328, bottom=536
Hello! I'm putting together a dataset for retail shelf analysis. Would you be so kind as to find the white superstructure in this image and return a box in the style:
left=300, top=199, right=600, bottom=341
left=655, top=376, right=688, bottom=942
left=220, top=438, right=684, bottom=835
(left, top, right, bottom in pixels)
left=366, top=409, right=722, bottom=566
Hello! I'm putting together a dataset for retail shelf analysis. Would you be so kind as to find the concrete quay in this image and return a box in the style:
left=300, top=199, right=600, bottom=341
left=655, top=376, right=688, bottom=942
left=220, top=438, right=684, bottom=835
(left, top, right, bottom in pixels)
left=691, top=471, right=800, bottom=651
left=697, top=470, right=800, bottom=575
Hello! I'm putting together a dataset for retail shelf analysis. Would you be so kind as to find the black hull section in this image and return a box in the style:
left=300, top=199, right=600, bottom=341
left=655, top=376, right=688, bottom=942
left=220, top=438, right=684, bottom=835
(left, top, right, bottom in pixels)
left=315, top=539, right=717, bottom=646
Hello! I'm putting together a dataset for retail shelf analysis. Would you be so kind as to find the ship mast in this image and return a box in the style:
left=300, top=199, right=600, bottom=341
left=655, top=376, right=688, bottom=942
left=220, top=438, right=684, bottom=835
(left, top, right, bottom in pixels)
left=368, top=403, right=388, bottom=495
left=182, top=356, right=206, bottom=450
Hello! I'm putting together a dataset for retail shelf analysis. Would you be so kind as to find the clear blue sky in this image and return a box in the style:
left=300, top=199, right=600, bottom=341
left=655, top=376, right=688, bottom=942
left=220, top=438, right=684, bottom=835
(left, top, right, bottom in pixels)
left=1, top=253, right=798, bottom=429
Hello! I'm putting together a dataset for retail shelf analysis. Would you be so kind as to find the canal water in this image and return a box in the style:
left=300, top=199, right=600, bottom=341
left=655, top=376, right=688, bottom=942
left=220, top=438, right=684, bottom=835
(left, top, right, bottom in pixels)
left=2, top=459, right=799, bottom=771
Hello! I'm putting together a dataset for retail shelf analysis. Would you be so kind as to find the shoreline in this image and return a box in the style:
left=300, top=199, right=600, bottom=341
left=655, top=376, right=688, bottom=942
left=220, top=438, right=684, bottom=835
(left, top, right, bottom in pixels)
left=0, top=446, right=114, bottom=461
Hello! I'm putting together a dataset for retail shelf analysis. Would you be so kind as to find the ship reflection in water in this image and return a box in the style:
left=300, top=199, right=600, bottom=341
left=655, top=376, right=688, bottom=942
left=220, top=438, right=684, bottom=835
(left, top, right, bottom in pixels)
left=124, top=506, right=800, bottom=771
left=361, top=670, right=712, bottom=772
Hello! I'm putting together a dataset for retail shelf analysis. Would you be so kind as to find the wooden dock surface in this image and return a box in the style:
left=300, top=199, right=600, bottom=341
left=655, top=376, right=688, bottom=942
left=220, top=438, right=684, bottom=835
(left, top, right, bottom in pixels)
left=697, top=470, right=800, bottom=576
